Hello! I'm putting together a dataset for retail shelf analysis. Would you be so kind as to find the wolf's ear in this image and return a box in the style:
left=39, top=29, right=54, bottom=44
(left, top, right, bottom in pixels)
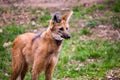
left=52, top=12, right=62, bottom=23
left=62, top=11, right=73, bottom=23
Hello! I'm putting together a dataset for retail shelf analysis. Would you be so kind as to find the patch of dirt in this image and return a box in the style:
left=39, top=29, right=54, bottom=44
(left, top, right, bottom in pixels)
left=0, top=0, right=106, bottom=26
left=78, top=9, right=120, bottom=41
left=0, top=0, right=104, bottom=11
left=104, top=68, right=120, bottom=80
left=92, top=25, right=120, bottom=41
left=79, top=25, right=120, bottom=41
left=0, top=10, right=36, bottom=27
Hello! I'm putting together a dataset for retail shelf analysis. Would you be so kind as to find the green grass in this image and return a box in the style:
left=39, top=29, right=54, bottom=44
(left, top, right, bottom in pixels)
left=33, top=8, right=52, bottom=27
left=0, top=25, right=25, bottom=80
left=72, top=6, right=88, bottom=19
left=79, top=28, right=91, bottom=35
left=0, top=7, right=6, bottom=12
left=38, top=14, right=51, bottom=27
left=93, top=4, right=106, bottom=10
left=84, top=4, right=106, bottom=14
left=54, top=38, right=120, bottom=79
left=111, top=0, right=120, bottom=12
left=98, top=18, right=108, bottom=24
left=111, top=15, right=120, bottom=28
left=85, top=19, right=98, bottom=28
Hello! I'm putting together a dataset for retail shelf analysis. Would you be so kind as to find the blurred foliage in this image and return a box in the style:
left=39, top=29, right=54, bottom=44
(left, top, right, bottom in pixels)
left=111, top=15, right=120, bottom=28
left=85, top=19, right=98, bottom=28
left=111, top=0, right=120, bottom=12
left=79, top=28, right=91, bottom=35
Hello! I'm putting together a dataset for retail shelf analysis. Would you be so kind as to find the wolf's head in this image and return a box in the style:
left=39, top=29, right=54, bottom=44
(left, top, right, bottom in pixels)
left=48, top=11, right=73, bottom=41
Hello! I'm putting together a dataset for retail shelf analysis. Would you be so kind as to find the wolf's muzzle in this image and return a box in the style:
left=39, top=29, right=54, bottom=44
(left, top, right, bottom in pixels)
left=61, top=33, right=71, bottom=39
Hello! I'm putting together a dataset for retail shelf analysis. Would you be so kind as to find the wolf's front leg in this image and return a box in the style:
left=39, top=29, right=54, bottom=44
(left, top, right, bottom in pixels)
left=45, top=56, right=58, bottom=80
left=31, top=57, right=44, bottom=80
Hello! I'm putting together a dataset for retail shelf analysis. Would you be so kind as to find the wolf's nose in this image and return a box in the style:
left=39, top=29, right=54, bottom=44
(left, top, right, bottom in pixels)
left=66, top=34, right=71, bottom=39
left=67, top=35, right=71, bottom=39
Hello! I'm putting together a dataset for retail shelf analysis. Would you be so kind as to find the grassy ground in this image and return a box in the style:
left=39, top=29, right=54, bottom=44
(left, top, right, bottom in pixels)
left=0, top=1, right=120, bottom=80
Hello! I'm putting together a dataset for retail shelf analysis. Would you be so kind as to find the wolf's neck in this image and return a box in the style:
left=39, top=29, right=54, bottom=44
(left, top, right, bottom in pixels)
left=55, top=39, right=63, bottom=46
left=44, top=29, right=63, bottom=46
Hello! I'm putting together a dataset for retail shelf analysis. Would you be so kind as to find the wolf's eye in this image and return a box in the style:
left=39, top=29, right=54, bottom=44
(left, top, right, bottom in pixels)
left=59, top=27, right=64, bottom=31
left=66, top=27, right=68, bottom=30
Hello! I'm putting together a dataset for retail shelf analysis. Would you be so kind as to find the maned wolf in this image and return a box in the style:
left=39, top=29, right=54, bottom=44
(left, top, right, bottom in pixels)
left=11, top=11, right=73, bottom=80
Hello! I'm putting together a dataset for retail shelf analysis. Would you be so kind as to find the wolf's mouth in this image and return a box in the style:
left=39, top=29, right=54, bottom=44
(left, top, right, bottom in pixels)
left=52, top=33, right=71, bottom=41
left=52, top=33, right=64, bottom=41
left=61, top=34, right=71, bottom=39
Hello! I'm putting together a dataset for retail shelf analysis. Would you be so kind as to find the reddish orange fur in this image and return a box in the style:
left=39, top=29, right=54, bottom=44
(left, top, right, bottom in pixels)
left=10, top=11, right=73, bottom=80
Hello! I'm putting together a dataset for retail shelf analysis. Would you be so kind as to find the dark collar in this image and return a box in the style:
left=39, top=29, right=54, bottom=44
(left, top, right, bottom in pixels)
left=55, top=40, right=63, bottom=46
left=32, top=32, right=43, bottom=43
